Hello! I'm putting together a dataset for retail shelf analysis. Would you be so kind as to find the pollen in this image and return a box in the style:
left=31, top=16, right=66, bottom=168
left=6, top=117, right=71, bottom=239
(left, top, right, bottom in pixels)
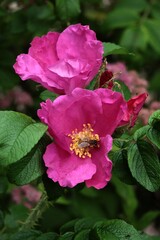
left=68, top=123, right=100, bottom=158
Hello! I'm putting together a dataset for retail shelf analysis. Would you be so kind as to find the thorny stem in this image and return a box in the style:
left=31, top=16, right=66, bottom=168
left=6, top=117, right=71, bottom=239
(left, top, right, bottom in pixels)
left=19, top=192, right=48, bottom=231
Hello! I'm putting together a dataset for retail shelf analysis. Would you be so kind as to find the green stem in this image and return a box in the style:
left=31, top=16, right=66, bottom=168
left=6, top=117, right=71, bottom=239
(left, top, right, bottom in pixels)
left=19, top=192, right=48, bottom=231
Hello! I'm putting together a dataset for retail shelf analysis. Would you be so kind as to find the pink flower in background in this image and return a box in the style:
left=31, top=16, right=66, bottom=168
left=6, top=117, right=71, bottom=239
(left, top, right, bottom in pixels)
left=0, top=93, right=11, bottom=109
left=119, top=93, right=148, bottom=127
left=139, top=108, right=151, bottom=125
left=107, top=62, right=148, bottom=97
left=11, top=185, right=41, bottom=209
left=107, top=62, right=132, bottom=88
left=13, top=24, right=103, bottom=94
left=0, top=86, right=33, bottom=111
left=38, top=88, right=127, bottom=189
left=150, top=101, right=160, bottom=110
left=139, top=101, right=160, bottom=125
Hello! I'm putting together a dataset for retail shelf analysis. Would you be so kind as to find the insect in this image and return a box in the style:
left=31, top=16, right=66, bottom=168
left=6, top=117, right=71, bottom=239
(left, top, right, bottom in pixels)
left=78, top=139, right=99, bottom=148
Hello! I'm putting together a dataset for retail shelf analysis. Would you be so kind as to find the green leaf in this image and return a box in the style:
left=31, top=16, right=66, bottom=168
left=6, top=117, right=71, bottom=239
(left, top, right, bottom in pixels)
left=0, top=111, right=47, bottom=166
left=5, top=205, right=29, bottom=230
left=120, top=25, right=149, bottom=51
left=58, top=232, right=74, bottom=240
left=40, top=90, right=58, bottom=101
left=36, top=232, right=59, bottom=240
left=135, top=211, right=160, bottom=230
left=74, top=218, right=103, bottom=233
left=112, top=149, right=136, bottom=185
left=112, top=177, right=138, bottom=221
left=147, top=111, right=160, bottom=149
left=115, top=0, right=147, bottom=12
left=103, top=42, right=131, bottom=56
left=26, top=4, right=55, bottom=35
left=109, top=138, right=135, bottom=184
left=26, top=4, right=54, bottom=21
left=60, top=219, right=79, bottom=235
left=144, top=19, right=160, bottom=54
left=128, top=140, right=160, bottom=191
left=148, top=110, right=160, bottom=126
left=90, top=219, right=141, bottom=240
left=105, top=9, right=139, bottom=29
left=113, top=80, right=131, bottom=101
left=10, top=230, right=41, bottom=240
left=151, top=2, right=160, bottom=19
left=74, top=230, right=90, bottom=240
left=56, top=0, right=81, bottom=21
left=7, top=136, right=49, bottom=185
left=147, top=124, right=160, bottom=149
left=36, top=3, right=54, bottom=20
left=133, top=125, right=150, bottom=141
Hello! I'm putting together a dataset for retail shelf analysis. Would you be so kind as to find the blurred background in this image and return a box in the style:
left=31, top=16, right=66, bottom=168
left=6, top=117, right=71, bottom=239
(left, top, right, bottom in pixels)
left=0, top=0, right=160, bottom=237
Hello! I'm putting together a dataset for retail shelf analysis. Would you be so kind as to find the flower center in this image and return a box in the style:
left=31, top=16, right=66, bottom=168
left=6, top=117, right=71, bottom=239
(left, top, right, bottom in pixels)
left=68, top=123, right=100, bottom=158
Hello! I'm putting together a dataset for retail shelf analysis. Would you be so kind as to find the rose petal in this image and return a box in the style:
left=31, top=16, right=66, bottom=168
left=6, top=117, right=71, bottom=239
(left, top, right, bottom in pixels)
left=57, top=24, right=102, bottom=60
left=13, top=54, right=62, bottom=93
left=94, top=88, right=128, bottom=135
left=49, top=59, right=79, bottom=78
left=119, top=92, right=148, bottom=127
left=44, top=143, right=96, bottom=188
left=85, top=135, right=113, bottom=189
left=29, top=32, right=59, bottom=69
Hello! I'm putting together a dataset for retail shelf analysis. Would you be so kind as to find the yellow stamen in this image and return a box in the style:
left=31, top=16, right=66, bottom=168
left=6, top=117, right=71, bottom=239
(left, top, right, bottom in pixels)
left=68, top=123, right=100, bottom=158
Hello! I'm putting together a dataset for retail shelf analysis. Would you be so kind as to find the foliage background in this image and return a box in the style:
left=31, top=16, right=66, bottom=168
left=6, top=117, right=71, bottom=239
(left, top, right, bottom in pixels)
left=1, top=0, right=160, bottom=239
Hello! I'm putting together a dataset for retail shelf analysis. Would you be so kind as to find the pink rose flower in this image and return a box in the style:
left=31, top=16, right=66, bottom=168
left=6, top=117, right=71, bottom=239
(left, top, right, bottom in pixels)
left=119, top=93, right=148, bottom=127
left=13, top=24, right=103, bottom=94
left=38, top=88, right=127, bottom=189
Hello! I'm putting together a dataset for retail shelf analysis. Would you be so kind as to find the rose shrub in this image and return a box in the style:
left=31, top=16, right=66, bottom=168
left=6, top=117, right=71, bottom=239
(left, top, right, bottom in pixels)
left=1, top=0, right=160, bottom=236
